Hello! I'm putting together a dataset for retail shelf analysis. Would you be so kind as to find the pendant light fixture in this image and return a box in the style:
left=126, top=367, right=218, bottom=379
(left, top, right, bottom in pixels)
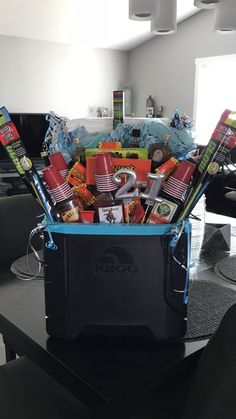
left=214, top=0, right=236, bottom=32
left=151, top=0, right=177, bottom=35
left=194, top=0, right=219, bottom=9
left=129, top=0, right=156, bottom=21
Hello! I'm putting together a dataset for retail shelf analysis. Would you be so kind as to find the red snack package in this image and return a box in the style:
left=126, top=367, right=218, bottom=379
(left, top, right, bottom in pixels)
left=80, top=210, right=95, bottom=223
left=72, top=183, right=95, bottom=207
left=128, top=198, right=145, bottom=224
left=67, top=162, right=86, bottom=186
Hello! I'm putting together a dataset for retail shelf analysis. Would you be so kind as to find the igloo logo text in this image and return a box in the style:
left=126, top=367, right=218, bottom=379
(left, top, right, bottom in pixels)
left=94, top=246, right=138, bottom=274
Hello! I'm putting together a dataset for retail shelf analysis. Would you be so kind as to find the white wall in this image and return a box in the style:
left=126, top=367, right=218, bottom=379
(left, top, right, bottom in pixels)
left=0, top=35, right=128, bottom=118
left=128, top=10, right=236, bottom=119
left=3, top=10, right=236, bottom=122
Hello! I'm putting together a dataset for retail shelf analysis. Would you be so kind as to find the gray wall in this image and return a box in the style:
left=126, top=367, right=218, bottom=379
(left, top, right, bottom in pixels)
left=128, top=10, right=236, bottom=118
left=0, top=35, right=128, bottom=118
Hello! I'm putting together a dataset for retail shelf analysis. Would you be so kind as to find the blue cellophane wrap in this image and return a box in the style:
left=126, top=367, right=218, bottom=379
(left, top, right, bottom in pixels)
left=74, top=120, right=196, bottom=159
left=44, top=113, right=196, bottom=161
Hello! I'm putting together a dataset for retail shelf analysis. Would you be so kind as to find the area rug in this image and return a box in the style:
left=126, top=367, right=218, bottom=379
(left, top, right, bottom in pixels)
left=10, top=250, right=44, bottom=279
left=214, top=255, right=236, bottom=284
left=184, top=280, right=236, bottom=341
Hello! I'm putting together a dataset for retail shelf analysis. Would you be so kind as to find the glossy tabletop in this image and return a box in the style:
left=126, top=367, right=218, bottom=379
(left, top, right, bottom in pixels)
left=0, top=273, right=207, bottom=418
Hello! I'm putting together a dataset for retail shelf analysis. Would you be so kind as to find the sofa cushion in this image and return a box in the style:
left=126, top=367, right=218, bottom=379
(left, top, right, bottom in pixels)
left=0, top=194, right=42, bottom=263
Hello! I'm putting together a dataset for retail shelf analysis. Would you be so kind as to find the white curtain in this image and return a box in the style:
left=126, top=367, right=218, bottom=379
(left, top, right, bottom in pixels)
left=194, top=54, right=236, bottom=145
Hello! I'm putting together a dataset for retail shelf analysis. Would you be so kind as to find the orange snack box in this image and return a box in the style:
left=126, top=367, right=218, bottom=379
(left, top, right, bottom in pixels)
left=98, top=141, right=121, bottom=149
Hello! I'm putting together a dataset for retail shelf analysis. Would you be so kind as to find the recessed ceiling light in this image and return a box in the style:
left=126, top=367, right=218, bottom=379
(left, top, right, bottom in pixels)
left=194, top=0, right=219, bottom=9
left=129, top=0, right=156, bottom=21
left=214, top=0, right=236, bottom=33
left=151, top=0, right=177, bottom=35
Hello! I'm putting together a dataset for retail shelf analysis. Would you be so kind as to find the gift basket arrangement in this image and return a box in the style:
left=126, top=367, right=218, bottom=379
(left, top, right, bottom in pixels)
left=39, top=107, right=197, bottom=226
left=1, top=105, right=236, bottom=340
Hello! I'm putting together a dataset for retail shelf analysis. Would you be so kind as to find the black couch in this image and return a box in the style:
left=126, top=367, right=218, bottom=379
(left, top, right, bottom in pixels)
left=205, top=171, right=236, bottom=217
left=0, top=194, right=42, bottom=273
left=0, top=194, right=91, bottom=418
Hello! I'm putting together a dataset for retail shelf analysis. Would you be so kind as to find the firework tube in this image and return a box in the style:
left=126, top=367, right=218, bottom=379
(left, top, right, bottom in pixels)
left=0, top=117, right=26, bottom=177
left=0, top=106, right=56, bottom=222
left=178, top=110, right=236, bottom=222
left=0, top=121, right=40, bottom=200
left=178, top=130, right=232, bottom=221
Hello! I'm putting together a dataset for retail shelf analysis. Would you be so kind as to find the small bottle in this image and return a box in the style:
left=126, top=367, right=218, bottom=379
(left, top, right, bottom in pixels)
left=40, top=150, right=50, bottom=167
left=146, top=95, right=155, bottom=118
left=130, top=128, right=141, bottom=148
left=94, top=191, right=115, bottom=206
left=94, top=191, right=124, bottom=223
left=148, top=160, right=196, bottom=224
left=40, top=142, right=50, bottom=167
left=94, top=152, right=123, bottom=223
left=156, top=105, right=163, bottom=118
left=49, top=152, right=69, bottom=180
left=148, top=134, right=171, bottom=171
left=42, top=165, right=83, bottom=223
left=73, top=138, right=85, bottom=164
left=56, top=196, right=83, bottom=223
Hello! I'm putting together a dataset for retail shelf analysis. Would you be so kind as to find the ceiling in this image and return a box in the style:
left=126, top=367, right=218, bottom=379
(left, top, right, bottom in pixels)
left=0, top=0, right=200, bottom=51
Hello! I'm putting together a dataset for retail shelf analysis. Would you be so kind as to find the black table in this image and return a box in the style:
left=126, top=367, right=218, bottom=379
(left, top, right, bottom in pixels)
left=0, top=274, right=207, bottom=419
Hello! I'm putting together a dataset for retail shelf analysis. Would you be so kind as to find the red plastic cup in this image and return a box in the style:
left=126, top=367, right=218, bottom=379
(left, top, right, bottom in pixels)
left=95, top=176, right=117, bottom=192
left=163, top=160, right=196, bottom=201
left=94, top=173, right=114, bottom=178
left=51, top=189, right=72, bottom=202
left=60, top=169, right=69, bottom=178
left=171, top=160, right=196, bottom=184
left=49, top=152, right=68, bottom=172
left=50, top=184, right=71, bottom=192
left=96, top=152, right=114, bottom=175
left=42, top=165, right=65, bottom=189
left=166, top=177, right=189, bottom=187
left=50, top=187, right=72, bottom=196
left=164, top=185, right=185, bottom=195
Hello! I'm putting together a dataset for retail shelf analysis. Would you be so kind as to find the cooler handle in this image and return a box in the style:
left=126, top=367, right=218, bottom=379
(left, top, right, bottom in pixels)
left=169, top=220, right=190, bottom=304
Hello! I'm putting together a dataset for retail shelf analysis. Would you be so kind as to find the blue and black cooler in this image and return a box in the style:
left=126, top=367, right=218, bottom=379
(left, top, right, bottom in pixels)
left=43, top=222, right=190, bottom=341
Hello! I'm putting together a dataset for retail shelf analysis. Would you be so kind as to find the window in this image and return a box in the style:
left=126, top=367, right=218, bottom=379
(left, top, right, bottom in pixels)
left=193, top=54, right=236, bottom=145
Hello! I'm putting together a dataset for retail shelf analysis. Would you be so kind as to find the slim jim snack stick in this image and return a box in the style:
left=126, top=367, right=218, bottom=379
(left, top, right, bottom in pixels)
left=178, top=109, right=236, bottom=222
left=0, top=106, right=56, bottom=222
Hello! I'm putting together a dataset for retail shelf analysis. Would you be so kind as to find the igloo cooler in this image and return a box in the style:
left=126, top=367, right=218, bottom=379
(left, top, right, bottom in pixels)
left=43, top=221, right=190, bottom=341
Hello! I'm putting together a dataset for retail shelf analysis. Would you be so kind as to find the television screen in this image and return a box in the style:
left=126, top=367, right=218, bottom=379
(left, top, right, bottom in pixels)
left=0, top=113, right=49, bottom=161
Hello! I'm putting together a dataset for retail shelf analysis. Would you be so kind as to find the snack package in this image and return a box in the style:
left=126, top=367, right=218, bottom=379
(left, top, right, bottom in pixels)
left=85, top=148, right=148, bottom=159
